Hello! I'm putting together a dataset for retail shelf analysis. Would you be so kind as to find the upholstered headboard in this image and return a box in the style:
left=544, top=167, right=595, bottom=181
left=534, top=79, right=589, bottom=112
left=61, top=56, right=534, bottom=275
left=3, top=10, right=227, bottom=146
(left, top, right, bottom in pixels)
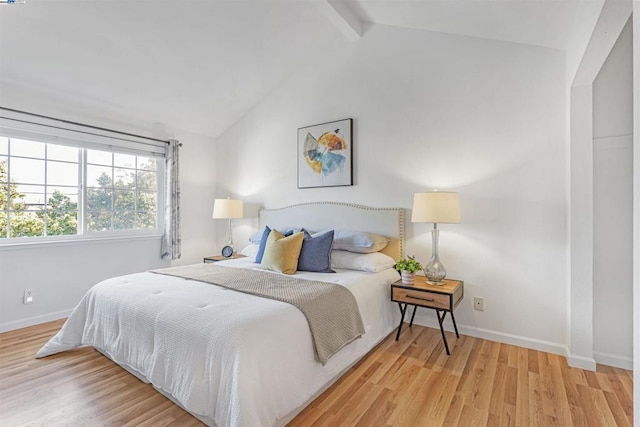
left=258, top=202, right=405, bottom=260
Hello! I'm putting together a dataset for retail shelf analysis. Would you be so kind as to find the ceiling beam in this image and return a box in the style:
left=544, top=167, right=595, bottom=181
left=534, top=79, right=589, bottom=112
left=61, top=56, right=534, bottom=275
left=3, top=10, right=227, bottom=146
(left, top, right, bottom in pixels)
left=314, top=0, right=362, bottom=41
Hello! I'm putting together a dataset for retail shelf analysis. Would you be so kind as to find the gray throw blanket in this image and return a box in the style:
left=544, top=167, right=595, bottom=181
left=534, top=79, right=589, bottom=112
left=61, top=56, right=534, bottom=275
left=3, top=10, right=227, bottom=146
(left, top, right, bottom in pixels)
left=150, top=263, right=365, bottom=364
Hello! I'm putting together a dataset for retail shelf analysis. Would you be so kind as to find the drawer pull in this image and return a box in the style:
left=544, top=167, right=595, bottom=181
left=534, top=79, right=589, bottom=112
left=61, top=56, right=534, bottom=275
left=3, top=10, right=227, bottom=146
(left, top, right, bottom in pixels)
left=405, top=295, right=435, bottom=302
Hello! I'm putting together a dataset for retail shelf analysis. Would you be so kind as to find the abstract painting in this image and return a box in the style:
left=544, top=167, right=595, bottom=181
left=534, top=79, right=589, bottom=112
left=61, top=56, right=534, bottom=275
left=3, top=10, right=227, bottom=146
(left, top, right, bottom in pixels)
left=298, top=118, right=353, bottom=188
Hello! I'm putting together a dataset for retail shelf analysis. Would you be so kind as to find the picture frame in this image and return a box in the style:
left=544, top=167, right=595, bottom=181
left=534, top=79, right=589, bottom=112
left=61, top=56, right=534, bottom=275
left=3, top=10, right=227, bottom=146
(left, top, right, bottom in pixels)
left=297, top=118, right=353, bottom=189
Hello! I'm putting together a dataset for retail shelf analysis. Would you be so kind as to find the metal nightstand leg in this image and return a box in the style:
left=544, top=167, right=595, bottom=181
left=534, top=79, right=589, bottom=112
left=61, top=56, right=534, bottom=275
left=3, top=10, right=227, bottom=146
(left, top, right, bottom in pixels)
left=435, top=309, right=451, bottom=355
left=409, top=305, right=418, bottom=327
left=395, top=303, right=408, bottom=341
left=451, top=311, right=460, bottom=338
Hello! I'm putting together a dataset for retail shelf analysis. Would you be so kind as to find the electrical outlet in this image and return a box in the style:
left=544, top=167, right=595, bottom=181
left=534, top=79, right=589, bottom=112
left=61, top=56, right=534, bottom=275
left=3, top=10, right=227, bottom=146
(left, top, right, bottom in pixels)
left=473, top=296, right=484, bottom=311
left=23, top=289, right=34, bottom=305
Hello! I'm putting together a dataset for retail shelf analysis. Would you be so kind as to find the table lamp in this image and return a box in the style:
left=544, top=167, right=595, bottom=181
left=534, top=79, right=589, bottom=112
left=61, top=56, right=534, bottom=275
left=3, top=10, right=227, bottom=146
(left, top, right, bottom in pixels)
left=411, top=191, right=460, bottom=285
left=212, top=197, right=243, bottom=256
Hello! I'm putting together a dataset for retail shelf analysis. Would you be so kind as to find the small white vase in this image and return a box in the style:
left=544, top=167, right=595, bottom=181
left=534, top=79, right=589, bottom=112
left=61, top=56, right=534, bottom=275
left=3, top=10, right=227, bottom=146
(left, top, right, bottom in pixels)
left=401, top=271, right=416, bottom=285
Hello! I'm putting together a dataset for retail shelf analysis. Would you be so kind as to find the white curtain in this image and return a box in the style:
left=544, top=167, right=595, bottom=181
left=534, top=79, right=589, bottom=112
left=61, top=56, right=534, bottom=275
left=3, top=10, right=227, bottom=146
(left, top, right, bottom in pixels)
left=161, top=139, right=181, bottom=260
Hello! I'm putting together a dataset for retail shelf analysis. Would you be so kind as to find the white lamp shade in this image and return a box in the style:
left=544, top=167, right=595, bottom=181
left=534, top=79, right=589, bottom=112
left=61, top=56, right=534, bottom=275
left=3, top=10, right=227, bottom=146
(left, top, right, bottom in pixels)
left=212, top=198, right=243, bottom=219
left=411, top=192, right=461, bottom=224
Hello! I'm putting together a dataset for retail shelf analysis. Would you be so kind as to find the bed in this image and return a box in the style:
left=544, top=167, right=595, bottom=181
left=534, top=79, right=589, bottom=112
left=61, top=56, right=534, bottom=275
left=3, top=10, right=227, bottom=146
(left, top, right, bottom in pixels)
left=36, top=202, right=405, bottom=426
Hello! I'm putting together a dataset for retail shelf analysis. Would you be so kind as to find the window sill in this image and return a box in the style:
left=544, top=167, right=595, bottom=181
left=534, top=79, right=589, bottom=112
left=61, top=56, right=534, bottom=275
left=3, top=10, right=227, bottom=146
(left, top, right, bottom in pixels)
left=0, top=232, right=164, bottom=251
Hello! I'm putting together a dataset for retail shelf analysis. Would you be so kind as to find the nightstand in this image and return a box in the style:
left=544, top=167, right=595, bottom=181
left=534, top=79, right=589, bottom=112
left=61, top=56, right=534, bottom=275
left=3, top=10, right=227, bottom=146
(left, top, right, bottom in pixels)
left=391, top=278, right=464, bottom=355
left=203, top=254, right=247, bottom=263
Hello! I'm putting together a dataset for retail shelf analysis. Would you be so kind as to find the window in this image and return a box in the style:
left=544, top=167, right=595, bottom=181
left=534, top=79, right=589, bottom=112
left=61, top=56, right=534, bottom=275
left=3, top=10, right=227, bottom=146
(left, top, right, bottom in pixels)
left=0, top=136, right=162, bottom=240
left=86, top=149, right=158, bottom=232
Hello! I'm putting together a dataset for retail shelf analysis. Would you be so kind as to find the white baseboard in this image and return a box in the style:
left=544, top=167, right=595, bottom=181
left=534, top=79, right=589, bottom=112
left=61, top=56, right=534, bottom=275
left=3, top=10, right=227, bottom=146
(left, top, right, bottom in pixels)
left=410, top=315, right=600, bottom=369
left=461, top=323, right=599, bottom=371
left=593, top=351, right=633, bottom=370
left=461, top=325, right=569, bottom=356
left=566, top=352, right=597, bottom=371
left=0, top=309, right=72, bottom=333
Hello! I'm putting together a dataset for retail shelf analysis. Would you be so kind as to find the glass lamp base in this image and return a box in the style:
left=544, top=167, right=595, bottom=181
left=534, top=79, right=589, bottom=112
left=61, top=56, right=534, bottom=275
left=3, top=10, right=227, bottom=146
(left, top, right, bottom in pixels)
left=424, top=255, right=447, bottom=285
left=424, top=226, right=447, bottom=285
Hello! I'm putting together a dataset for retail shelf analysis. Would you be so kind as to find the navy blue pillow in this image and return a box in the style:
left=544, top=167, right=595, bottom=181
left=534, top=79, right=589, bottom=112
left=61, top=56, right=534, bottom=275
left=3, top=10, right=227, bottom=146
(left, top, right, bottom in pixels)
left=297, top=230, right=335, bottom=273
left=254, top=226, right=294, bottom=263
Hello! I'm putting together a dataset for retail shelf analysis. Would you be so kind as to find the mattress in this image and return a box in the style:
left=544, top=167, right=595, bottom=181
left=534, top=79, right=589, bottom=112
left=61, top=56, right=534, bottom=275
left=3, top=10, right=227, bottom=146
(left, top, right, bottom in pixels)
left=36, top=258, right=401, bottom=426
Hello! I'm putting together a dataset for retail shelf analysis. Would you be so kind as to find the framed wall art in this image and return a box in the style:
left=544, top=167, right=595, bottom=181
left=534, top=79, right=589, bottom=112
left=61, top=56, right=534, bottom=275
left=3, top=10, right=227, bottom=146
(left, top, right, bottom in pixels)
left=297, top=118, right=353, bottom=189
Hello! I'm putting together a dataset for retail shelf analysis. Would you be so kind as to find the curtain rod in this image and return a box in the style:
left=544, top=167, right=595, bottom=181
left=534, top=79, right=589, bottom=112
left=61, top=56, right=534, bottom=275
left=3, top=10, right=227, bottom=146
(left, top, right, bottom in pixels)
left=0, top=107, right=172, bottom=145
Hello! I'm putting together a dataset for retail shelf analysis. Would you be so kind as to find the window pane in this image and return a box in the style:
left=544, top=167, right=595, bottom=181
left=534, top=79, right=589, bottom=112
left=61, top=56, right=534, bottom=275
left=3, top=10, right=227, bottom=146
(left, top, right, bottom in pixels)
left=47, top=185, right=77, bottom=197
left=10, top=139, right=45, bottom=158
left=45, top=209, right=77, bottom=236
left=0, top=156, right=7, bottom=181
left=13, top=184, right=45, bottom=209
left=0, top=183, right=8, bottom=211
left=87, top=165, right=112, bottom=187
left=0, top=215, right=6, bottom=238
left=47, top=144, right=78, bottom=162
left=114, top=153, right=135, bottom=169
left=87, top=149, right=112, bottom=166
left=137, top=156, right=156, bottom=171
left=87, top=188, right=112, bottom=210
left=113, top=211, right=135, bottom=230
left=136, top=191, right=157, bottom=212
left=47, top=160, right=78, bottom=186
left=137, top=211, right=157, bottom=229
left=87, top=211, right=112, bottom=231
left=15, top=184, right=45, bottom=194
left=9, top=211, right=44, bottom=237
left=10, top=157, right=45, bottom=184
left=46, top=188, right=78, bottom=211
left=114, top=168, right=134, bottom=188
left=136, top=170, right=157, bottom=191
left=114, top=190, right=135, bottom=211
left=0, top=137, right=7, bottom=155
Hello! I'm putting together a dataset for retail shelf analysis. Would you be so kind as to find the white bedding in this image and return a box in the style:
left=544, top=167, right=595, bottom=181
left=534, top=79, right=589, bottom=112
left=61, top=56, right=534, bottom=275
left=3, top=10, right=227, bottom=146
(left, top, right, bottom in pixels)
left=37, top=258, right=400, bottom=427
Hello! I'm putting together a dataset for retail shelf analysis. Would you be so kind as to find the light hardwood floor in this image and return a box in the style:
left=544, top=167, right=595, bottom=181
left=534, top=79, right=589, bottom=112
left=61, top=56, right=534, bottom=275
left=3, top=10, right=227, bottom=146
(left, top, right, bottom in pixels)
left=0, top=319, right=633, bottom=426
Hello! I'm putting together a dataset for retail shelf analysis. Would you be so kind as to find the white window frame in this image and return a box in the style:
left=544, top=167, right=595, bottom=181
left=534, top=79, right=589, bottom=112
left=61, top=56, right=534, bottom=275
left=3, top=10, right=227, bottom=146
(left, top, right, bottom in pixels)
left=0, top=130, right=166, bottom=246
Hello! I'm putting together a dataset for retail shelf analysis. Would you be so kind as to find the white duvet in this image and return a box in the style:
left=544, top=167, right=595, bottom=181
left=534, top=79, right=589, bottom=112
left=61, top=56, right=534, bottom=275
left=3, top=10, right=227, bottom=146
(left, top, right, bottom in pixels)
left=37, top=258, right=400, bottom=427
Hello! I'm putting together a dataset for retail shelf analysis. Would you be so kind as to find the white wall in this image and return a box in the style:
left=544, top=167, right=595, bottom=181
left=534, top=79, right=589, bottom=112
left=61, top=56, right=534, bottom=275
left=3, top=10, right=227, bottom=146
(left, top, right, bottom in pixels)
left=216, top=24, right=569, bottom=354
left=632, top=6, right=639, bottom=423
left=592, top=18, right=633, bottom=369
left=0, top=82, right=217, bottom=331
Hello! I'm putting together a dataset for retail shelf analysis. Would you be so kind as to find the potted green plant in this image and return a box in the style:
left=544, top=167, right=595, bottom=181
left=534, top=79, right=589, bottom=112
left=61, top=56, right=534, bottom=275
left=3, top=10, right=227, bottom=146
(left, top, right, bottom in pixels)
left=395, top=255, right=423, bottom=285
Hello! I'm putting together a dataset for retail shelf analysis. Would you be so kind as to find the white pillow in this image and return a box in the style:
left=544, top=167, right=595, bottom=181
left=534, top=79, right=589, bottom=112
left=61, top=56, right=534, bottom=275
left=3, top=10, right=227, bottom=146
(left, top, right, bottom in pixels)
left=332, top=230, right=390, bottom=253
left=240, top=243, right=259, bottom=259
left=330, top=250, right=396, bottom=273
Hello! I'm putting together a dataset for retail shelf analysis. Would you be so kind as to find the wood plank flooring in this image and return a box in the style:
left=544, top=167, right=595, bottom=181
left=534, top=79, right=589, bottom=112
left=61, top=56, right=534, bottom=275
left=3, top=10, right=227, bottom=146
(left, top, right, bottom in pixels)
left=0, top=319, right=633, bottom=426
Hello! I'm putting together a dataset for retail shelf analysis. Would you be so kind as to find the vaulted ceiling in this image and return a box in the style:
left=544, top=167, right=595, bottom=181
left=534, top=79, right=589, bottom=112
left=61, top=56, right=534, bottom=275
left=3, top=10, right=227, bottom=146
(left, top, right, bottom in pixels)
left=0, top=0, right=604, bottom=139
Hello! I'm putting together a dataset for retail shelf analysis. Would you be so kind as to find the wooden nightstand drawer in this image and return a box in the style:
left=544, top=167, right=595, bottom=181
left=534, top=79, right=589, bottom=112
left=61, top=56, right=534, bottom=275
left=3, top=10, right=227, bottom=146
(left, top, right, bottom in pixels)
left=392, top=287, right=450, bottom=310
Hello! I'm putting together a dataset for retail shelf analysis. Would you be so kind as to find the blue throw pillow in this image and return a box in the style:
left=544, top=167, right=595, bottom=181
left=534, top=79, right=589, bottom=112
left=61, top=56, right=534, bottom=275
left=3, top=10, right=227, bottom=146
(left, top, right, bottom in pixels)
left=255, top=226, right=294, bottom=263
left=297, top=230, right=335, bottom=273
